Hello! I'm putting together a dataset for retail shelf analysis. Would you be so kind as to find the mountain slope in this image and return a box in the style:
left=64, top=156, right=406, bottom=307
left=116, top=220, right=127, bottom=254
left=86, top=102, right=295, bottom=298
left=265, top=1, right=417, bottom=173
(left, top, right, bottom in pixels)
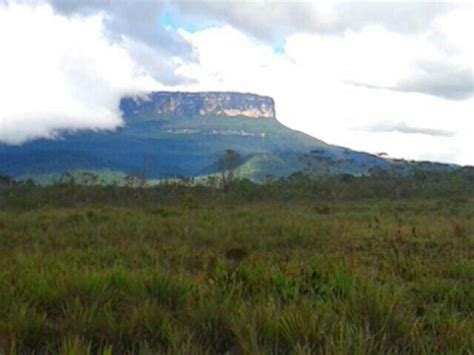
left=0, top=91, right=457, bottom=181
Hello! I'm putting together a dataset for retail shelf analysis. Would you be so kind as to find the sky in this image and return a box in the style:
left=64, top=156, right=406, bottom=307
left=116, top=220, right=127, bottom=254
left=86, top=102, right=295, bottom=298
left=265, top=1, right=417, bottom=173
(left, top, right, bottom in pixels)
left=0, top=1, right=473, bottom=165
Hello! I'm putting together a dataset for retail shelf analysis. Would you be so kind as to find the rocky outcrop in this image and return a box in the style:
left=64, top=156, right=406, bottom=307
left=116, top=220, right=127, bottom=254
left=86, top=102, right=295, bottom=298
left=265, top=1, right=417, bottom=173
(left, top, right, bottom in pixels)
left=120, top=92, right=276, bottom=119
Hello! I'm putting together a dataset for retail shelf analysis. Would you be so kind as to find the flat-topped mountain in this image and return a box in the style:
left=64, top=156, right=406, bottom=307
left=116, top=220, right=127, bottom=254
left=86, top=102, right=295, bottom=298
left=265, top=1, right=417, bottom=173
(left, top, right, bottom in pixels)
left=120, top=92, right=276, bottom=119
left=0, top=91, right=458, bottom=183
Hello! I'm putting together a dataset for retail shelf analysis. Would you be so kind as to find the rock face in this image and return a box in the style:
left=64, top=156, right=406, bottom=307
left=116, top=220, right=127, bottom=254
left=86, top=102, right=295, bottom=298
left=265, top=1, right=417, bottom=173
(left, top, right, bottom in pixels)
left=120, top=92, right=276, bottom=119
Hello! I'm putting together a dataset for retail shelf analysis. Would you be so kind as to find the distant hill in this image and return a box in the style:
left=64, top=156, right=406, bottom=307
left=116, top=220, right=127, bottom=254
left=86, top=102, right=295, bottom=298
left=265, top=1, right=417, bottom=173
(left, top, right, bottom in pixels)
left=0, top=91, right=458, bottom=183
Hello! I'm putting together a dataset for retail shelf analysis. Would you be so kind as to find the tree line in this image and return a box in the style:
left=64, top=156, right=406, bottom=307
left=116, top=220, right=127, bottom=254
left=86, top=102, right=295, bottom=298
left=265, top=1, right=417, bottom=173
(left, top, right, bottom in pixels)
left=1, top=149, right=474, bottom=209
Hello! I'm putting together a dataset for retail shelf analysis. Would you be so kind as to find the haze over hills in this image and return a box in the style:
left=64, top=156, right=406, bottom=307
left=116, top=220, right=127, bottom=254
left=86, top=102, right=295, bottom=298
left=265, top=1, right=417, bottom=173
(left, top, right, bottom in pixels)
left=0, top=92, right=458, bottom=183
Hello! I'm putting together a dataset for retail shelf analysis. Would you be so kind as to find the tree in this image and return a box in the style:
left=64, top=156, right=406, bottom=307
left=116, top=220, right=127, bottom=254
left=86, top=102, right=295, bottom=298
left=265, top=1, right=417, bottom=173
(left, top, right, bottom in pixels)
left=0, top=175, right=14, bottom=190
left=80, top=172, right=99, bottom=185
left=59, top=172, right=76, bottom=185
left=125, top=172, right=147, bottom=188
left=217, top=149, right=241, bottom=190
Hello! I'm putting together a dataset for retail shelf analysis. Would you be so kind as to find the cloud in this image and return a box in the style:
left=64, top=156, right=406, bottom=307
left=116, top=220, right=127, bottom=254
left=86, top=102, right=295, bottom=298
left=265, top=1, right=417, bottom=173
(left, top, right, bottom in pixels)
left=46, top=0, right=195, bottom=84
left=343, top=5, right=474, bottom=101
left=175, top=24, right=474, bottom=165
left=44, top=1, right=472, bottom=101
left=48, top=0, right=182, bottom=51
left=366, top=122, right=455, bottom=137
left=347, top=62, right=474, bottom=100
left=172, top=1, right=454, bottom=43
left=0, top=1, right=472, bottom=166
left=0, top=3, right=159, bottom=144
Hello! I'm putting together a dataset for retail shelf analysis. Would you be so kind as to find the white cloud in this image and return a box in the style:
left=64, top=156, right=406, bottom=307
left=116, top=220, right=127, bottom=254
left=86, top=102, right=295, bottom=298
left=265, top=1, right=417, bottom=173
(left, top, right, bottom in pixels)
left=0, top=3, right=158, bottom=144
left=175, top=18, right=473, bottom=165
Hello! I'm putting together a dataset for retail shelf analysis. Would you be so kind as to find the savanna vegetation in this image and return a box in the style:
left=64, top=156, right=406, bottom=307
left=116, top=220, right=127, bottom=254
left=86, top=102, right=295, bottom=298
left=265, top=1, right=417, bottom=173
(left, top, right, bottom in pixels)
left=0, top=168, right=473, bottom=354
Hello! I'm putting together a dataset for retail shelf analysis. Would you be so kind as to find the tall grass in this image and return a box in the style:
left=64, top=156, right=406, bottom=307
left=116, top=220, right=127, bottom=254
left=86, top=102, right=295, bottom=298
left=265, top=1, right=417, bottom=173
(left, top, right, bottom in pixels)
left=0, top=197, right=472, bottom=353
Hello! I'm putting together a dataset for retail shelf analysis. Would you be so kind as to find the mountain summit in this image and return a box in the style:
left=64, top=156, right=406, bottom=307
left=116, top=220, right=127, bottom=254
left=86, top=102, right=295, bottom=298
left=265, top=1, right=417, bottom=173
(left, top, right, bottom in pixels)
left=0, top=91, right=457, bottom=182
left=120, top=92, right=276, bottom=120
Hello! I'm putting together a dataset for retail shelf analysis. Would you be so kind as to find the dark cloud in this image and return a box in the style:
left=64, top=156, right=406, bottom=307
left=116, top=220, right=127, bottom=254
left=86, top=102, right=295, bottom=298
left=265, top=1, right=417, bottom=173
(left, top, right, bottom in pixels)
left=172, top=1, right=455, bottom=44
left=12, top=1, right=472, bottom=96
left=172, top=1, right=316, bottom=43
left=122, top=38, right=196, bottom=86
left=396, top=62, right=474, bottom=100
left=44, top=1, right=467, bottom=90
left=47, top=0, right=195, bottom=85
left=367, top=122, right=455, bottom=137
left=347, top=63, right=474, bottom=101
left=332, top=2, right=453, bottom=34
left=49, top=1, right=173, bottom=47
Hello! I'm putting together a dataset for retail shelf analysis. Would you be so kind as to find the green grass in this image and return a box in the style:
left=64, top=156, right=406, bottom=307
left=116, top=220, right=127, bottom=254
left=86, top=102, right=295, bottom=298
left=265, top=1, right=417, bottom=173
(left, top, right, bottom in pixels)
left=0, top=198, right=473, bottom=354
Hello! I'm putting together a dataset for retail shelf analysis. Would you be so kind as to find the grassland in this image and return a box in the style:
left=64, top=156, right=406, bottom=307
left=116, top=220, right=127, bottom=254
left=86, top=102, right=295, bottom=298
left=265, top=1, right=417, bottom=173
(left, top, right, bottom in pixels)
left=0, top=189, right=472, bottom=354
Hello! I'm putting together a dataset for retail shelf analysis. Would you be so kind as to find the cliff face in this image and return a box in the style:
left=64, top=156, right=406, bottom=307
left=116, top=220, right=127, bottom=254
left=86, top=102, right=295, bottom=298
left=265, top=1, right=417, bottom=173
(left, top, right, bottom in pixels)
left=120, top=92, right=276, bottom=119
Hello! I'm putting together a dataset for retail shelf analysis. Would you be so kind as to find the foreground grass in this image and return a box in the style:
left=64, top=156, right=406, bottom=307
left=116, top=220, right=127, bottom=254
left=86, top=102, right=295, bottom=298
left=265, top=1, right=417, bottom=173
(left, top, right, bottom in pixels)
left=0, top=199, right=473, bottom=354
